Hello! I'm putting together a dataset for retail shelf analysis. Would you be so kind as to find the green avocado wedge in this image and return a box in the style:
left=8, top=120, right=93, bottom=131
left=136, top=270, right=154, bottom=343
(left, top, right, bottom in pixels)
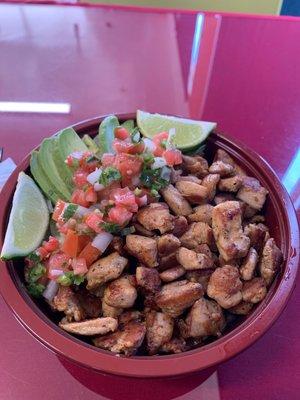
left=122, top=119, right=135, bottom=133
left=94, top=115, right=119, bottom=155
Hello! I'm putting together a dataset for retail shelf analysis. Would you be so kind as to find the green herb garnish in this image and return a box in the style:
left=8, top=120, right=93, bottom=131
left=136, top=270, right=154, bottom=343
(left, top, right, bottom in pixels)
left=120, top=226, right=135, bottom=236
left=27, top=263, right=46, bottom=284
left=57, top=271, right=86, bottom=286
left=27, top=252, right=41, bottom=264
left=99, top=167, right=121, bottom=186
left=27, top=282, right=45, bottom=298
left=101, top=222, right=121, bottom=234
left=140, top=167, right=168, bottom=193
left=141, top=152, right=154, bottom=165
left=62, top=203, right=78, bottom=220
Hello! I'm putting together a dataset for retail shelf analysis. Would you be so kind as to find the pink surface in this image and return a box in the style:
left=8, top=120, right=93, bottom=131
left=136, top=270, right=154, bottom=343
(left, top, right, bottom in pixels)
left=0, top=3, right=299, bottom=399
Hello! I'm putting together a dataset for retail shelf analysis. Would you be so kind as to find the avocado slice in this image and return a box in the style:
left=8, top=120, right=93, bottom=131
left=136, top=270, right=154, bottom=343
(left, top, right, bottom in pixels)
left=30, top=151, right=59, bottom=204
left=94, top=115, right=119, bottom=155
left=37, top=138, right=71, bottom=201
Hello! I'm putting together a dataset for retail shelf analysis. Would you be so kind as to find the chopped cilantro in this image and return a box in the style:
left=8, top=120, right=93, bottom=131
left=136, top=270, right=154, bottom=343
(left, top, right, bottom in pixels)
left=141, top=152, right=154, bottom=165
left=120, top=226, right=135, bottom=236
left=27, top=252, right=41, bottom=264
left=99, top=167, right=121, bottom=186
left=62, top=203, right=78, bottom=220
left=57, top=271, right=86, bottom=286
left=140, top=167, right=168, bottom=193
left=27, top=282, right=45, bottom=298
left=160, top=139, right=167, bottom=149
left=27, top=263, right=46, bottom=284
left=103, top=203, right=114, bottom=217
left=101, top=222, right=121, bottom=234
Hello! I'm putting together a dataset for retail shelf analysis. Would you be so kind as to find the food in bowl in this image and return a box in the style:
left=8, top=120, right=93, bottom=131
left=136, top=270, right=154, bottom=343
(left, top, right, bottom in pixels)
left=0, top=111, right=283, bottom=357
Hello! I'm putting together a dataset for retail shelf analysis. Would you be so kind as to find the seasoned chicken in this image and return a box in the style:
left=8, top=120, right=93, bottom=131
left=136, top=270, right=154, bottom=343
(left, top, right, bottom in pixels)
left=157, top=234, right=181, bottom=256
left=237, top=177, right=268, bottom=210
left=126, top=234, right=158, bottom=268
left=159, top=252, right=178, bottom=270
left=160, top=266, right=186, bottom=282
left=146, top=310, right=174, bottom=355
left=136, top=203, right=174, bottom=234
left=177, top=247, right=214, bottom=270
left=212, top=201, right=250, bottom=261
left=258, top=238, right=282, bottom=286
left=214, top=192, right=235, bottom=205
left=133, top=222, right=154, bottom=237
left=179, top=298, right=225, bottom=338
left=180, top=222, right=214, bottom=249
left=136, top=266, right=161, bottom=292
left=214, top=149, right=246, bottom=176
left=228, top=301, right=253, bottom=315
left=108, top=236, right=125, bottom=255
left=177, top=175, right=202, bottom=184
left=218, top=255, right=240, bottom=269
left=160, top=184, right=192, bottom=216
left=59, top=317, right=118, bottom=336
left=155, top=280, right=203, bottom=317
left=93, top=321, right=146, bottom=356
left=186, top=269, right=215, bottom=293
left=182, top=155, right=209, bottom=177
left=160, top=337, right=188, bottom=354
left=207, top=265, right=242, bottom=309
left=87, top=252, right=128, bottom=291
left=244, top=223, right=269, bottom=252
left=170, top=167, right=183, bottom=183
left=209, top=161, right=234, bottom=177
left=242, top=278, right=267, bottom=303
left=202, top=174, right=220, bottom=201
left=195, top=243, right=213, bottom=258
left=76, top=289, right=102, bottom=318
left=243, top=204, right=257, bottom=218
left=119, top=310, right=142, bottom=325
left=240, top=247, right=258, bottom=281
left=188, top=204, right=214, bottom=225
left=218, top=175, right=243, bottom=192
left=175, top=180, right=208, bottom=204
left=102, top=300, right=123, bottom=318
left=52, top=286, right=84, bottom=322
left=172, top=216, right=189, bottom=237
left=103, top=275, right=137, bottom=309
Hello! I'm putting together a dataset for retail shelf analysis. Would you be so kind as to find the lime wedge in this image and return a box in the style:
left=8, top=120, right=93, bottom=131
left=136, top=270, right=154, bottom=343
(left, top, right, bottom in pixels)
left=137, top=110, right=216, bottom=150
left=1, top=172, right=49, bottom=259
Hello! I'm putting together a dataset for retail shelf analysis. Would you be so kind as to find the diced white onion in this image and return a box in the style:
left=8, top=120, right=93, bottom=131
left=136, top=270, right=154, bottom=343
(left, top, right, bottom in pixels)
left=138, top=195, right=148, bottom=206
left=49, top=269, right=64, bottom=278
left=92, top=232, right=113, bottom=252
left=74, top=206, right=90, bottom=217
left=131, top=175, right=141, bottom=186
left=94, top=182, right=105, bottom=191
left=43, top=280, right=59, bottom=301
left=143, top=138, right=156, bottom=152
left=88, top=203, right=102, bottom=211
left=87, top=168, right=102, bottom=184
left=151, top=157, right=167, bottom=170
left=161, top=166, right=171, bottom=180
left=70, top=151, right=84, bottom=159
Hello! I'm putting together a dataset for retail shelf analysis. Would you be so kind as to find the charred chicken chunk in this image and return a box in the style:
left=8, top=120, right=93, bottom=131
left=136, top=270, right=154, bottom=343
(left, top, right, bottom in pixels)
left=218, top=175, right=243, bottom=193
left=237, top=177, right=268, bottom=210
left=240, top=247, right=258, bottom=281
left=52, top=286, right=84, bottom=322
left=160, top=337, right=188, bottom=354
left=160, top=184, right=192, bottom=216
left=188, top=204, right=214, bottom=225
left=177, top=175, right=202, bottom=184
left=126, top=234, right=158, bottom=268
left=172, top=216, right=189, bottom=237
left=177, top=247, right=214, bottom=270
left=182, top=155, right=209, bottom=177
left=180, top=222, right=214, bottom=249
left=133, top=222, right=154, bottom=237
left=214, top=192, right=235, bottom=205
left=93, top=321, right=146, bottom=356
left=146, top=310, right=174, bottom=355
left=175, top=180, right=208, bottom=204
left=76, top=289, right=103, bottom=318
left=60, top=317, right=118, bottom=336
left=258, top=238, right=282, bottom=286
left=215, top=149, right=246, bottom=176
left=86, top=252, right=128, bottom=291
left=136, top=266, right=161, bottom=292
left=157, top=234, right=181, bottom=256
left=186, top=269, right=215, bottom=293
left=118, top=310, right=142, bottom=325
left=202, top=174, right=220, bottom=201
left=209, top=161, right=234, bottom=177
left=102, top=299, right=123, bottom=318
left=228, top=301, right=253, bottom=315
left=136, top=203, right=174, bottom=234
left=103, top=275, right=137, bottom=309
left=159, top=266, right=186, bottom=282
left=207, top=265, right=242, bottom=309
left=155, top=280, right=203, bottom=317
left=242, top=278, right=267, bottom=304
left=179, top=298, right=225, bottom=338
left=195, top=243, right=213, bottom=258
left=212, top=201, right=250, bottom=261
left=159, top=252, right=178, bottom=270
left=244, top=223, right=269, bottom=252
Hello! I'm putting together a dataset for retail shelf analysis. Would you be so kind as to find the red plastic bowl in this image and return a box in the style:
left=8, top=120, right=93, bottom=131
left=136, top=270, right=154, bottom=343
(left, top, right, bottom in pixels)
left=0, top=114, right=299, bottom=379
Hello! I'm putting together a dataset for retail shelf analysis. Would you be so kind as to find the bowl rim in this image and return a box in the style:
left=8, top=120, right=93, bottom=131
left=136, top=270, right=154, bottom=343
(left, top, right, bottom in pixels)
left=0, top=113, right=299, bottom=378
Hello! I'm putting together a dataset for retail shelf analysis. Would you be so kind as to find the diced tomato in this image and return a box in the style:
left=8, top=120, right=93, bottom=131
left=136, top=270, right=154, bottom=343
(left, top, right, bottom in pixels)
left=79, top=152, right=98, bottom=172
left=110, top=187, right=138, bottom=212
left=58, top=223, right=69, bottom=234
left=135, top=194, right=148, bottom=207
left=152, top=131, right=169, bottom=157
left=43, top=236, right=59, bottom=253
left=97, top=181, right=121, bottom=202
left=163, top=149, right=182, bottom=166
left=52, top=200, right=65, bottom=222
left=71, top=258, right=88, bottom=275
left=129, top=142, right=145, bottom=155
left=62, top=230, right=79, bottom=258
left=71, top=189, right=90, bottom=207
left=113, top=139, right=145, bottom=155
left=73, top=168, right=89, bottom=188
left=114, top=154, right=143, bottom=186
left=115, top=127, right=130, bottom=140
left=85, top=213, right=103, bottom=233
left=108, top=205, right=133, bottom=225
left=48, top=252, right=70, bottom=279
left=78, top=242, right=101, bottom=266
left=37, top=246, right=48, bottom=260
left=102, top=153, right=116, bottom=167
left=85, top=186, right=97, bottom=203
left=77, top=235, right=91, bottom=254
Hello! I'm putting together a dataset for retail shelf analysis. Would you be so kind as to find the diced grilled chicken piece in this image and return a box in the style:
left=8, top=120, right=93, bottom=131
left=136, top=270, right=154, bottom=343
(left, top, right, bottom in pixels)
left=119, top=310, right=142, bottom=325
left=212, top=201, right=250, bottom=261
left=160, top=337, right=188, bottom=354
left=214, top=192, right=235, bottom=205
left=209, top=161, right=234, bottom=177
left=76, top=289, right=102, bottom=318
left=172, top=216, right=189, bottom=237
left=159, top=252, right=178, bottom=271
left=170, top=167, right=183, bottom=184
left=108, top=236, right=125, bottom=255
left=87, top=252, right=128, bottom=291
left=244, top=223, right=269, bottom=252
left=136, top=266, right=161, bottom=292
left=195, top=243, right=213, bottom=258
left=258, top=238, right=282, bottom=286
left=136, top=203, right=174, bottom=234
left=103, top=275, right=137, bottom=309
left=180, top=222, right=214, bottom=249
left=159, top=266, right=186, bottom=282
left=59, top=317, right=118, bottom=336
left=175, top=181, right=208, bottom=204
left=250, top=215, right=265, bottom=224
left=102, top=299, right=123, bottom=318
left=228, top=301, right=253, bottom=315
left=177, top=247, right=214, bottom=270
left=157, top=234, right=181, bottom=256
left=202, top=174, right=220, bottom=201
left=52, top=286, right=84, bottom=322
left=179, top=298, right=225, bottom=338
left=237, top=177, right=268, bottom=210
left=125, top=234, right=158, bottom=268
left=218, top=255, right=240, bottom=269
left=243, top=204, right=257, bottom=218
left=93, top=321, right=146, bottom=356
left=207, top=265, right=242, bottom=309
left=218, top=175, right=243, bottom=192
left=146, top=310, right=174, bottom=355
left=214, top=149, right=246, bottom=176
left=177, top=175, right=202, bottom=184
left=186, top=269, right=215, bottom=293
left=160, top=184, right=192, bottom=216
left=182, top=155, right=209, bottom=177
left=240, top=247, right=258, bottom=281
left=242, top=278, right=267, bottom=303
left=188, top=204, right=214, bottom=225
left=133, top=222, right=154, bottom=237
left=155, top=280, right=203, bottom=317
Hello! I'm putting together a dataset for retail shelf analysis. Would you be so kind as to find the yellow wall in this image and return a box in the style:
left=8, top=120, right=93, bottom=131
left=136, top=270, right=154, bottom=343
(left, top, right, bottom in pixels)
left=84, top=0, right=283, bottom=15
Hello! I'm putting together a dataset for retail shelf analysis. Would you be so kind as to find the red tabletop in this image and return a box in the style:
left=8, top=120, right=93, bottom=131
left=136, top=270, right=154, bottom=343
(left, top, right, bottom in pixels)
left=0, top=3, right=299, bottom=399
